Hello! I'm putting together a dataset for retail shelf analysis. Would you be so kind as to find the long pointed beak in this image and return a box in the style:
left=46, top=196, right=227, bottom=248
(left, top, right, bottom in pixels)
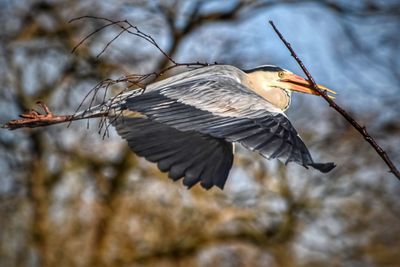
left=280, top=73, right=337, bottom=98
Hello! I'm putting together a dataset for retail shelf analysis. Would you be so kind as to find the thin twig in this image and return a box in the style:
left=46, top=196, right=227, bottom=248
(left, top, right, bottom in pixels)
left=70, top=16, right=177, bottom=64
left=269, top=20, right=400, bottom=181
left=2, top=17, right=214, bottom=132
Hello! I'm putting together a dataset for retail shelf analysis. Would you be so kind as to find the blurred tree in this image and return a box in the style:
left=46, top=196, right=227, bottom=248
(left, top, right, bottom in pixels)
left=0, top=1, right=399, bottom=267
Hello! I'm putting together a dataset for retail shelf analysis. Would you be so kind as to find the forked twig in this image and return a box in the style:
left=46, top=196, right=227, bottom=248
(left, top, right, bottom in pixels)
left=2, top=17, right=212, bottom=132
left=269, top=20, right=400, bottom=180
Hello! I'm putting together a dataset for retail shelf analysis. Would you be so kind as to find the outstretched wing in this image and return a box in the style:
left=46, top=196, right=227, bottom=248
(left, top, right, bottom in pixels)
left=113, top=116, right=234, bottom=189
left=122, top=65, right=335, bottom=172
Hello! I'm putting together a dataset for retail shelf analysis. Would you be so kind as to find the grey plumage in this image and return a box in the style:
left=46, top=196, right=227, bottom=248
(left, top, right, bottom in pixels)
left=113, top=117, right=233, bottom=189
left=90, top=64, right=335, bottom=189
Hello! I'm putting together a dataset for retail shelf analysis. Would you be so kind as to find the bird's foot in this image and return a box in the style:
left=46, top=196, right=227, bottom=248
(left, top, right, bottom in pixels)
left=2, top=101, right=72, bottom=130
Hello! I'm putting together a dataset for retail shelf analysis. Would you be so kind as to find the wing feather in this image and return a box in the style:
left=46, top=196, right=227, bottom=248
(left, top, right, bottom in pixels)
left=121, top=65, right=334, bottom=173
left=113, top=117, right=234, bottom=189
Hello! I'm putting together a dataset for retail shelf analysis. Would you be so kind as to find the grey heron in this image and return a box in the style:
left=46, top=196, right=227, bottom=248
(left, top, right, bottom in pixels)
left=7, top=64, right=337, bottom=190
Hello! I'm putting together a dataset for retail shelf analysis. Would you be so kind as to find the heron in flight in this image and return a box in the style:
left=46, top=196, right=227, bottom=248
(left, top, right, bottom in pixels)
left=7, top=65, right=337, bottom=189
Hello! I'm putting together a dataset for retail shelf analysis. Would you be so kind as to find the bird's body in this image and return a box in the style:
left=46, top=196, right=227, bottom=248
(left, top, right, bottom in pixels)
left=79, top=64, right=336, bottom=189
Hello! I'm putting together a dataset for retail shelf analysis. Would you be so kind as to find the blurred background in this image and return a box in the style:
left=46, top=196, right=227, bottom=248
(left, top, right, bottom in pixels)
left=0, top=1, right=399, bottom=267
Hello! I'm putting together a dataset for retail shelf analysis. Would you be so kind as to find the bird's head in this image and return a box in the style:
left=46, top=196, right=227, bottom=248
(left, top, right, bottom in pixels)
left=243, top=65, right=336, bottom=110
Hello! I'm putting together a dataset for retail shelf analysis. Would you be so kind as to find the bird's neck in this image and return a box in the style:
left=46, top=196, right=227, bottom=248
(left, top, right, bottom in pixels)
left=242, top=73, right=291, bottom=111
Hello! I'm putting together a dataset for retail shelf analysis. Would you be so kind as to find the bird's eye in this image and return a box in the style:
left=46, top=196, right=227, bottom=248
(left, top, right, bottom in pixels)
left=278, top=71, right=284, bottom=78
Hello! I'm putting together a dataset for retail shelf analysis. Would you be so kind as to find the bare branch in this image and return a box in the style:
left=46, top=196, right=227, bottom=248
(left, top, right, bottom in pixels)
left=1, top=101, right=105, bottom=130
left=2, top=16, right=214, bottom=131
left=269, top=20, right=400, bottom=181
